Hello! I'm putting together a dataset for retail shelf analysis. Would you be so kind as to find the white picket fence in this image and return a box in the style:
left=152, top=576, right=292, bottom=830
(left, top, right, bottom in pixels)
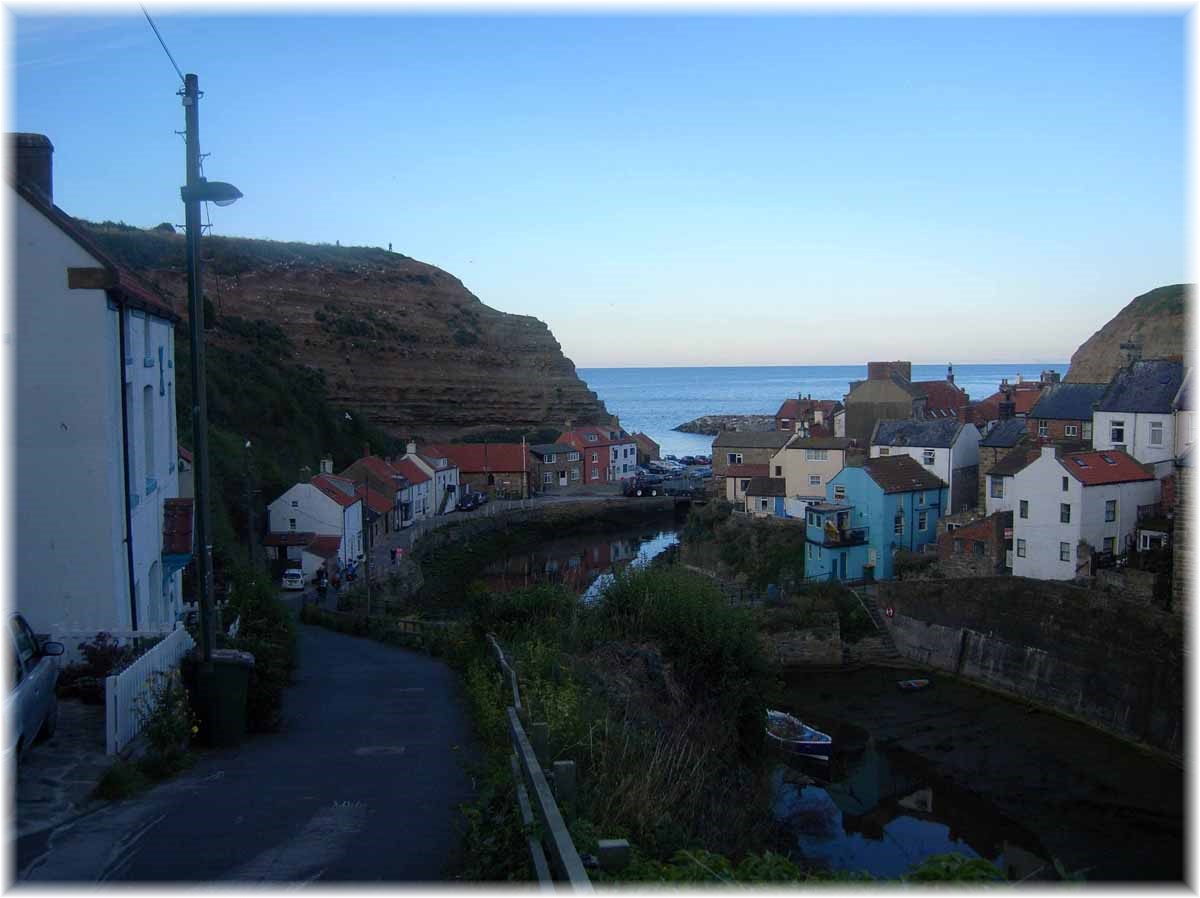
left=104, top=626, right=196, bottom=755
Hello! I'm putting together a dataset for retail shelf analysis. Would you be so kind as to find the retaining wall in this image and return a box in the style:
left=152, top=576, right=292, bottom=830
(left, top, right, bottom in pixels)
left=880, top=576, right=1184, bottom=757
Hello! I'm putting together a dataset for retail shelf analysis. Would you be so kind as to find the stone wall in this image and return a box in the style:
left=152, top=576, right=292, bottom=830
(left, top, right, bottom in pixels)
left=879, top=576, right=1183, bottom=757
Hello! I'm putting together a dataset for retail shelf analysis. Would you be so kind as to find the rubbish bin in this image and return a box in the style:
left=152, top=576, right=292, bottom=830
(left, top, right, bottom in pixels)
left=194, top=648, right=255, bottom=748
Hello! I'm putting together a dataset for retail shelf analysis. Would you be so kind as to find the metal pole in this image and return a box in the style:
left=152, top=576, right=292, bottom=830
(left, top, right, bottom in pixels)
left=363, top=473, right=372, bottom=617
left=245, top=439, right=254, bottom=567
left=182, top=72, right=215, bottom=664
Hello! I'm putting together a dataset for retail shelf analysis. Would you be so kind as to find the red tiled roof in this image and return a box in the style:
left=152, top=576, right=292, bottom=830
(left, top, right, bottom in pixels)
left=777, top=398, right=841, bottom=421
left=392, top=457, right=431, bottom=485
left=356, top=485, right=393, bottom=515
left=561, top=426, right=633, bottom=451
left=913, top=380, right=969, bottom=412
left=1060, top=450, right=1155, bottom=486
left=424, top=443, right=531, bottom=474
left=162, top=498, right=194, bottom=556
left=976, top=388, right=1043, bottom=419
left=310, top=473, right=360, bottom=507
left=724, top=464, right=770, bottom=478
left=305, top=535, right=342, bottom=559
left=631, top=432, right=660, bottom=453
left=776, top=398, right=803, bottom=420
left=264, top=531, right=317, bottom=547
left=14, top=181, right=179, bottom=323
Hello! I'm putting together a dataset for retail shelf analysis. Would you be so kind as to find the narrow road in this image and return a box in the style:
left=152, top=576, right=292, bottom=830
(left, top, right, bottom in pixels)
left=17, top=621, right=478, bottom=883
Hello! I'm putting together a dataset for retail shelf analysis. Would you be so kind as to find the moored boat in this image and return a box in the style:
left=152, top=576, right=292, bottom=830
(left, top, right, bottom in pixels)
left=766, top=709, right=833, bottom=760
left=897, top=678, right=931, bottom=691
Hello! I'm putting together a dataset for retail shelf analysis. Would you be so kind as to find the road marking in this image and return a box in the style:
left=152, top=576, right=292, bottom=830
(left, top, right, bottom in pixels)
left=221, top=801, right=367, bottom=882
left=353, top=746, right=406, bottom=756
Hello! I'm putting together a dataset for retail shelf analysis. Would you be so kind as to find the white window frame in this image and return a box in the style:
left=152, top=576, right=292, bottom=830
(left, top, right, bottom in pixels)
left=1111, top=420, right=1125, bottom=444
left=1017, top=538, right=1026, bottom=558
left=1105, top=499, right=1116, bottom=523
left=1019, top=499, right=1028, bottom=519
left=570, top=469, right=580, bottom=481
left=1083, top=421, right=1093, bottom=440
left=879, top=447, right=890, bottom=456
left=543, top=472, right=553, bottom=485
left=918, top=510, right=928, bottom=531
left=1060, top=503, right=1071, bottom=524
left=728, top=452, right=743, bottom=465
left=1059, top=541, right=1071, bottom=562
left=894, top=511, right=904, bottom=535
left=805, top=449, right=829, bottom=461
left=809, top=474, right=821, bottom=487
left=1065, top=424, right=1078, bottom=438
left=759, top=498, right=769, bottom=512
left=545, top=453, right=556, bottom=464
left=1150, top=421, right=1163, bottom=446
left=922, top=449, right=935, bottom=466
left=833, top=484, right=846, bottom=501
left=568, top=451, right=580, bottom=462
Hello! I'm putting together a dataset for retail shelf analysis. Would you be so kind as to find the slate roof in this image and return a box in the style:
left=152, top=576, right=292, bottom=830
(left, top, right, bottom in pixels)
left=785, top=436, right=853, bottom=451
left=1098, top=359, right=1186, bottom=414
left=724, top=464, right=770, bottom=479
left=988, top=447, right=1039, bottom=478
left=980, top=418, right=1029, bottom=449
left=871, top=419, right=963, bottom=449
left=712, top=431, right=792, bottom=449
left=1173, top=371, right=1192, bottom=411
left=162, top=498, right=194, bottom=556
left=745, top=477, right=786, bottom=497
left=1028, top=382, right=1109, bottom=421
left=1060, top=450, right=1154, bottom=486
left=862, top=455, right=947, bottom=494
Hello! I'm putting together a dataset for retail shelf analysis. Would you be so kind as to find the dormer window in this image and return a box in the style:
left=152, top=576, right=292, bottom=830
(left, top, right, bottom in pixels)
left=1100, top=453, right=1116, bottom=465
left=587, top=434, right=597, bottom=442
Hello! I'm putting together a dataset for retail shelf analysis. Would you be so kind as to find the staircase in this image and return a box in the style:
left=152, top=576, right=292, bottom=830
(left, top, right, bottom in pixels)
left=850, top=584, right=902, bottom=661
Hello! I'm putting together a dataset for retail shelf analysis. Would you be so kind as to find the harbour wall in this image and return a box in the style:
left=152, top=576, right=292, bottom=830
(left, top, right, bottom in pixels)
left=879, top=576, right=1183, bottom=758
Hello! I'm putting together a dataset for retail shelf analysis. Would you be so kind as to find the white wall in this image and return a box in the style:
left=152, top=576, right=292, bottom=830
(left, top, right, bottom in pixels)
left=342, top=500, right=364, bottom=563
left=984, top=474, right=1017, bottom=516
left=269, top=483, right=342, bottom=536
left=1093, top=411, right=1175, bottom=475
left=1174, top=409, right=1194, bottom=458
left=1077, top=478, right=1161, bottom=556
left=1010, top=450, right=1082, bottom=580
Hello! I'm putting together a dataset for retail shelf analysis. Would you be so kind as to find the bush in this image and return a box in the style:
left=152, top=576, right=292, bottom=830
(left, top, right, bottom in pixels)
left=139, top=668, right=199, bottom=763
left=58, top=632, right=161, bottom=704
left=222, top=568, right=298, bottom=732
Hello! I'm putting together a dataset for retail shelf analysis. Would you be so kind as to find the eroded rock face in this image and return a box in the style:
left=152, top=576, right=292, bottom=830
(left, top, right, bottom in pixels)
left=675, top=414, right=776, bottom=435
left=1065, top=284, right=1190, bottom=384
left=85, top=227, right=612, bottom=441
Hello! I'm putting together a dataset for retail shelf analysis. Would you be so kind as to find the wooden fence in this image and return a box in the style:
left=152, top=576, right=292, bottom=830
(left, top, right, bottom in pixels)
left=104, top=625, right=196, bottom=755
left=487, top=634, right=630, bottom=889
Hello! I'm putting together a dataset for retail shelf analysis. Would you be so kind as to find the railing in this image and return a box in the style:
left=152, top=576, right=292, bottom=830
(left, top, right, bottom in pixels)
left=487, top=634, right=630, bottom=889
left=104, top=625, right=196, bottom=755
left=823, top=527, right=867, bottom=547
left=1137, top=502, right=1168, bottom=522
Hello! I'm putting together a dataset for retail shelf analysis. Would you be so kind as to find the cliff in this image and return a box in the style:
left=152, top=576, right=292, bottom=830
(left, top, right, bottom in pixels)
left=82, top=223, right=611, bottom=441
left=1065, top=284, right=1190, bottom=383
left=675, top=414, right=776, bottom=435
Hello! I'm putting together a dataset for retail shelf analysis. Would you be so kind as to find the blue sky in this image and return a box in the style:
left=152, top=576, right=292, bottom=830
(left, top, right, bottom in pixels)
left=9, top=11, right=1188, bottom=367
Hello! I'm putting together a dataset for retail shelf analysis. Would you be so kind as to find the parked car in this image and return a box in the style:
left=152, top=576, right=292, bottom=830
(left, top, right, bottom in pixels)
left=679, top=455, right=698, bottom=466
left=6, top=613, right=64, bottom=762
left=281, top=568, right=305, bottom=590
left=624, top=475, right=665, bottom=497
left=458, top=491, right=484, bottom=511
left=694, top=455, right=711, bottom=465
left=688, top=466, right=713, bottom=479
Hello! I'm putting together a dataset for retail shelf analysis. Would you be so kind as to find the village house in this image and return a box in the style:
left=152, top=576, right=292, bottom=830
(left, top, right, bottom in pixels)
left=984, top=445, right=1039, bottom=517
left=561, top=425, right=638, bottom=484
left=340, top=455, right=407, bottom=534
left=1025, top=382, right=1108, bottom=447
left=631, top=432, right=661, bottom=466
left=266, top=460, right=365, bottom=574
left=529, top=442, right=584, bottom=493
left=936, top=509, right=1013, bottom=576
left=724, top=464, right=770, bottom=504
left=843, top=361, right=926, bottom=448
left=971, top=370, right=1061, bottom=431
left=1010, top=446, right=1159, bottom=580
left=424, top=442, right=533, bottom=498
left=1092, top=355, right=1187, bottom=479
left=869, top=418, right=980, bottom=514
left=977, top=418, right=1030, bottom=511
left=744, top=477, right=787, bottom=517
left=769, top=435, right=856, bottom=517
left=806, top=455, right=948, bottom=582
left=395, top=442, right=459, bottom=515
left=1173, top=371, right=1193, bottom=460
left=911, top=365, right=970, bottom=419
left=774, top=395, right=842, bottom=436
left=712, top=431, right=792, bottom=487
left=14, top=132, right=191, bottom=637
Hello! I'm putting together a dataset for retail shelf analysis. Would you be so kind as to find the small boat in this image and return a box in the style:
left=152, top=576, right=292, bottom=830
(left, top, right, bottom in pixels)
left=897, top=678, right=931, bottom=691
left=765, top=709, right=833, bottom=760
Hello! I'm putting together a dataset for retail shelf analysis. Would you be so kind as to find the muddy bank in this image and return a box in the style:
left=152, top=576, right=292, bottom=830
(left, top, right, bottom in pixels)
left=777, top=666, right=1183, bottom=882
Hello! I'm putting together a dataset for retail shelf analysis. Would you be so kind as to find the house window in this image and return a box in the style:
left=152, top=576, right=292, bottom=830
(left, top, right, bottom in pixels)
left=918, top=491, right=925, bottom=506
left=1111, top=420, right=1125, bottom=444
left=834, top=485, right=846, bottom=501
left=591, top=467, right=599, bottom=479
left=1065, top=424, right=1078, bottom=437
left=1060, top=503, right=1071, bottom=524
left=805, top=449, right=829, bottom=461
left=568, top=452, right=580, bottom=462
left=809, top=475, right=821, bottom=487
left=587, top=434, right=597, bottom=442
left=760, top=498, right=769, bottom=512
left=1104, top=536, right=1116, bottom=554
left=918, top=510, right=928, bottom=531
left=291, top=500, right=299, bottom=507
left=894, top=511, right=904, bottom=535
left=1083, top=421, right=1092, bottom=440
left=953, top=538, right=962, bottom=554
left=1017, top=538, right=1026, bottom=558
left=1105, top=499, right=1116, bottom=522
left=289, top=518, right=297, bottom=530
left=545, top=453, right=556, bottom=464
left=879, top=447, right=890, bottom=456
left=740, top=479, right=750, bottom=492
left=570, top=469, right=580, bottom=481
left=973, top=540, right=986, bottom=556
left=591, top=452, right=598, bottom=463
left=1150, top=421, right=1163, bottom=446
left=775, top=466, right=782, bottom=477
left=143, top=385, right=155, bottom=479
left=1019, top=499, right=1028, bottom=519
left=1061, top=476, right=1069, bottom=492
left=728, top=452, right=743, bottom=465
left=1059, top=541, right=1071, bottom=562
left=543, top=472, right=553, bottom=485
left=1038, top=420, right=1048, bottom=437
left=990, top=477, right=1004, bottom=499
left=923, top=449, right=935, bottom=466
left=808, top=544, right=813, bottom=560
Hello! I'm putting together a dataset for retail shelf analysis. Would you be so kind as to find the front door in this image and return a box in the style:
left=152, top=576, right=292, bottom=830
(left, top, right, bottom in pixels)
left=559, top=470, right=567, bottom=487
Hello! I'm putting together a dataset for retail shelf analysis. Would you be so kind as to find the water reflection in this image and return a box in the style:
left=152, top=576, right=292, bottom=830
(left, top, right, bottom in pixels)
left=773, top=741, right=1052, bottom=880
left=481, top=526, right=679, bottom=600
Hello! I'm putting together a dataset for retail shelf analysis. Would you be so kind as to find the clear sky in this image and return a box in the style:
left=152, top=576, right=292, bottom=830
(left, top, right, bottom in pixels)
left=8, top=9, right=1189, bottom=367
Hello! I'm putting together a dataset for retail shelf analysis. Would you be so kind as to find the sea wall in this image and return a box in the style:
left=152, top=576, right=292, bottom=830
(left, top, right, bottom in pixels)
left=879, top=576, right=1184, bottom=758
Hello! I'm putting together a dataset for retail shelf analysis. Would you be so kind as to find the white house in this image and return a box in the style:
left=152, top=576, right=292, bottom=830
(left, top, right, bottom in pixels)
left=399, top=442, right=460, bottom=515
left=869, top=419, right=980, bottom=514
left=1092, top=359, right=1186, bottom=479
left=267, top=465, right=364, bottom=567
left=983, top=447, right=1037, bottom=517
left=1010, top=446, right=1159, bottom=580
left=1173, top=370, right=1193, bottom=460
left=15, top=132, right=188, bottom=638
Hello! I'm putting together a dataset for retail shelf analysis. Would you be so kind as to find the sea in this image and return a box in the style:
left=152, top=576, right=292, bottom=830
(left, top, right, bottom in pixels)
left=575, top=364, right=1070, bottom=459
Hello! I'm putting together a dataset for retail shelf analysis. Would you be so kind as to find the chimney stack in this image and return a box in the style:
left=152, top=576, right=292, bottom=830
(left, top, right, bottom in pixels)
left=947, top=363, right=955, bottom=385
left=406, top=440, right=417, bottom=456
left=300, top=464, right=313, bottom=481
left=13, top=133, right=53, bottom=203
left=320, top=456, right=333, bottom=475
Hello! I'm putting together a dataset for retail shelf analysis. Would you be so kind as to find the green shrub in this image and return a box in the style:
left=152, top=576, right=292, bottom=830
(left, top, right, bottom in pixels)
left=139, top=668, right=199, bottom=763
left=223, top=568, right=298, bottom=732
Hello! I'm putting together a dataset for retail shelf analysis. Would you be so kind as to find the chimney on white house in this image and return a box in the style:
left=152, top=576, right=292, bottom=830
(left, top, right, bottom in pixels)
left=320, top=456, right=333, bottom=474
left=13, top=133, right=53, bottom=203
left=406, top=441, right=417, bottom=456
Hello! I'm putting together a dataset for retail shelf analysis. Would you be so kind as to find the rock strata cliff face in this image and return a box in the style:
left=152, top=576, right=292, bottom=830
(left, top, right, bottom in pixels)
left=1065, top=284, right=1190, bottom=384
left=675, top=414, right=776, bottom=435
left=84, top=226, right=611, bottom=441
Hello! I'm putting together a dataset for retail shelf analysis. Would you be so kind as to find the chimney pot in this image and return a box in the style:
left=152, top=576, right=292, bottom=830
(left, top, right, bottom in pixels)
left=406, top=440, right=417, bottom=456
left=13, top=133, right=53, bottom=203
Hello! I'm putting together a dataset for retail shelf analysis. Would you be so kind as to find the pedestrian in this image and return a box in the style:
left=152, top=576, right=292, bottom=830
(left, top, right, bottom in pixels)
left=390, top=547, right=397, bottom=566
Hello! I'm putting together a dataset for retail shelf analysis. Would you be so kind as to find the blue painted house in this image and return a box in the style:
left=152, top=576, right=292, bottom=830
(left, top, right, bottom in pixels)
left=805, top=456, right=948, bottom=582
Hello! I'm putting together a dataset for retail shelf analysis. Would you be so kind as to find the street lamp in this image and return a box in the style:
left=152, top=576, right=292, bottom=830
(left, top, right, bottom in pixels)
left=181, top=72, right=241, bottom=665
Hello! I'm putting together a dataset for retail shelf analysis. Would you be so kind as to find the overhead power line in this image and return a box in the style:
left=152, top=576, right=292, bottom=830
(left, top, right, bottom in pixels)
left=140, top=5, right=185, bottom=86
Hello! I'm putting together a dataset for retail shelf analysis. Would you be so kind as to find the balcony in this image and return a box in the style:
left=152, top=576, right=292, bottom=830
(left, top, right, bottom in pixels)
left=823, top=527, right=867, bottom=548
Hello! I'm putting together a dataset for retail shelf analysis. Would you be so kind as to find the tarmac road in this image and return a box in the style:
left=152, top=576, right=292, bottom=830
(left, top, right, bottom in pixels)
left=16, top=620, right=478, bottom=883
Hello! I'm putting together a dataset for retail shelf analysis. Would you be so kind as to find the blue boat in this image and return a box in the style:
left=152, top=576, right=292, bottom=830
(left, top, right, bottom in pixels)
left=766, top=709, right=833, bottom=760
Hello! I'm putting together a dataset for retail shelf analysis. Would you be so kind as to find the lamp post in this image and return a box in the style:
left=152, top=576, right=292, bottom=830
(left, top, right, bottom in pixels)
left=181, top=72, right=242, bottom=664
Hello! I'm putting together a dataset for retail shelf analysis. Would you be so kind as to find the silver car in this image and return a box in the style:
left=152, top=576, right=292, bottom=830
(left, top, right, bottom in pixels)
left=6, top=613, right=64, bottom=761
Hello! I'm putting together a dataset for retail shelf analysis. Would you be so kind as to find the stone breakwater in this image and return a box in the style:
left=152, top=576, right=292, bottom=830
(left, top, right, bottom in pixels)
left=674, top=414, right=776, bottom=435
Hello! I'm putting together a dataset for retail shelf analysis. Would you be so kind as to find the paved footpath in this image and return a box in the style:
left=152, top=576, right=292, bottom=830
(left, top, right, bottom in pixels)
left=15, top=621, right=479, bottom=883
